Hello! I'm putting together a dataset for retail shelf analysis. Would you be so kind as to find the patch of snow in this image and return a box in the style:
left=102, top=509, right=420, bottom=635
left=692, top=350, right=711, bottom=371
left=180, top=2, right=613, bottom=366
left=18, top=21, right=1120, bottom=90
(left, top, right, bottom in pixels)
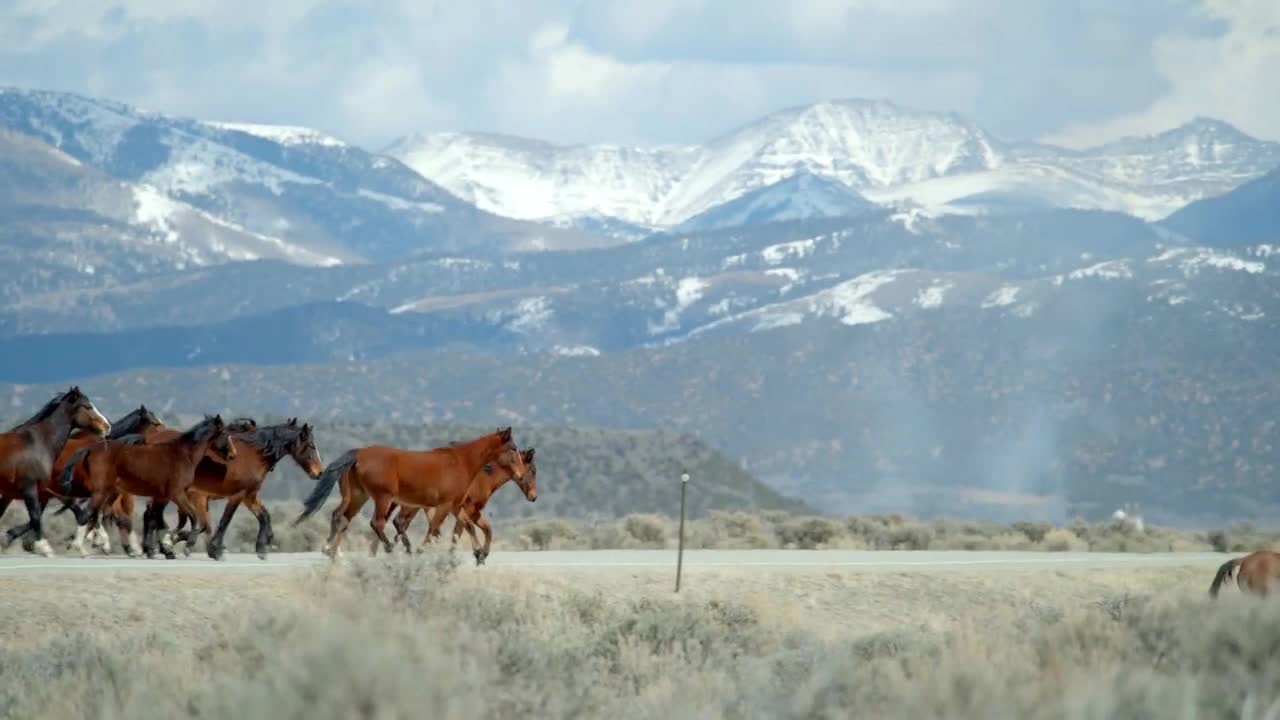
left=507, top=296, right=553, bottom=334
left=914, top=281, right=954, bottom=309
left=675, top=277, right=709, bottom=309
left=981, top=286, right=1020, bottom=308
left=1148, top=247, right=1265, bottom=276
left=751, top=313, right=805, bottom=332
left=207, top=121, right=347, bottom=147
left=806, top=270, right=906, bottom=326
left=1067, top=259, right=1134, bottom=280
left=553, top=345, right=601, bottom=357
left=761, top=238, right=817, bottom=265
left=132, top=184, right=182, bottom=244
left=357, top=189, right=445, bottom=214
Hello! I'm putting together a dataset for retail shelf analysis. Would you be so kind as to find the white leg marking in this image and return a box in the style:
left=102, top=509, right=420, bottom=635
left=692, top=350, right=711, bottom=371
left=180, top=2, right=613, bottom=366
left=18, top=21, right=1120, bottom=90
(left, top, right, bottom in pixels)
left=33, top=538, right=54, bottom=558
left=70, top=525, right=88, bottom=557
left=160, top=532, right=175, bottom=553
left=126, top=531, right=141, bottom=557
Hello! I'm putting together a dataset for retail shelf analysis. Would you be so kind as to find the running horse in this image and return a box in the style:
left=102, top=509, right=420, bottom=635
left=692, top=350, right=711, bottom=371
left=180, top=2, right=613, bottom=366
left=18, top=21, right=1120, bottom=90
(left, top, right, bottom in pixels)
left=1, top=403, right=166, bottom=555
left=0, top=387, right=111, bottom=557
left=390, top=446, right=538, bottom=565
left=1210, top=550, right=1280, bottom=598
left=293, top=427, right=528, bottom=559
left=53, top=416, right=257, bottom=556
left=160, top=418, right=324, bottom=560
left=70, top=415, right=237, bottom=559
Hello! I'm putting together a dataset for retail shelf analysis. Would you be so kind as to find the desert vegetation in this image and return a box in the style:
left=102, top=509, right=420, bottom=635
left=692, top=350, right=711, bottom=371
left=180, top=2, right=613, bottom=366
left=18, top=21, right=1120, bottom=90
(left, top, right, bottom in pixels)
left=8, top=502, right=1280, bottom=557
left=3, top=548, right=1280, bottom=719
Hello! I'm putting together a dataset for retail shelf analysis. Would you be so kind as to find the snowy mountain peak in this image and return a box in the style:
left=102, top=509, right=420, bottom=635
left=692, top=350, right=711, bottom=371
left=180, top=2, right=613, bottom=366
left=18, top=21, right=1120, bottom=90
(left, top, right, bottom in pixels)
left=387, top=97, right=1005, bottom=227
left=387, top=99, right=1279, bottom=229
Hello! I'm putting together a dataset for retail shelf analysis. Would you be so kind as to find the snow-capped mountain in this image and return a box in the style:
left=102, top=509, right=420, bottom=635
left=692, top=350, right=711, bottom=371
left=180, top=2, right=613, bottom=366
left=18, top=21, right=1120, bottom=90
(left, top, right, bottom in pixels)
left=0, top=87, right=602, bottom=267
left=677, top=171, right=880, bottom=231
left=387, top=99, right=1280, bottom=228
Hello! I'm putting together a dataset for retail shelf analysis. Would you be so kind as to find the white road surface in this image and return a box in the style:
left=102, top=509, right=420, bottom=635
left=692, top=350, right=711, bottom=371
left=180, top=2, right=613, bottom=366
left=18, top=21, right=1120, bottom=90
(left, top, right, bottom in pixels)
left=0, top=549, right=1231, bottom=577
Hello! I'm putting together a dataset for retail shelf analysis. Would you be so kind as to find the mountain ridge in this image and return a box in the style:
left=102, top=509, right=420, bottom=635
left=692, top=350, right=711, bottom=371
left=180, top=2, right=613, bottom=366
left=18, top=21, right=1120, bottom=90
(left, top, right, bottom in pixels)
left=387, top=98, right=1280, bottom=228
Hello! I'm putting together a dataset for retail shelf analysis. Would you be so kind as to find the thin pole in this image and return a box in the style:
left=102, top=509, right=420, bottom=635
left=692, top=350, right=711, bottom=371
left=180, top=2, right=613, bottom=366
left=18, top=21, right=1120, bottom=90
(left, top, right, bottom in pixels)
left=676, top=472, right=689, bottom=593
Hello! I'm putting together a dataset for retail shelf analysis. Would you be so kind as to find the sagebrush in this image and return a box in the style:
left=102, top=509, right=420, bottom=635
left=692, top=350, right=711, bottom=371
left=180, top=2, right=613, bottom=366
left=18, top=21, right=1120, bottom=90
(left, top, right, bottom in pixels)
left=4, top=550, right=1280, bottom=719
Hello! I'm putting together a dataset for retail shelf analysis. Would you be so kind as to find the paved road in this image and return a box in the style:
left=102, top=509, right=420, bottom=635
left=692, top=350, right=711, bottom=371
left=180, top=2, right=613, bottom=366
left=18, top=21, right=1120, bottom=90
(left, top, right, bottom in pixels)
left=0, top=549, right=1231, bottom=577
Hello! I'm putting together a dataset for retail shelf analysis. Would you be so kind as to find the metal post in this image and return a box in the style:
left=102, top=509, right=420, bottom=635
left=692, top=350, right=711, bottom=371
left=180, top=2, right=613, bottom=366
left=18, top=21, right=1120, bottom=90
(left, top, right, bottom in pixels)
left=676, top=472, right=689, bottom=593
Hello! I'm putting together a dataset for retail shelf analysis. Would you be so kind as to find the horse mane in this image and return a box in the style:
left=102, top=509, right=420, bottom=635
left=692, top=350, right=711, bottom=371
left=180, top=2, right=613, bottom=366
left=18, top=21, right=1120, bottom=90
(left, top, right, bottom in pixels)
left=181, top=415, right=225, bottom=443
left=116, top=433, right=149, bottom=447
left=107, top=408, right=155, bottom=439
left=7, top=391, right=71, bottom=431
left=238, top=423, right=300, bottom=462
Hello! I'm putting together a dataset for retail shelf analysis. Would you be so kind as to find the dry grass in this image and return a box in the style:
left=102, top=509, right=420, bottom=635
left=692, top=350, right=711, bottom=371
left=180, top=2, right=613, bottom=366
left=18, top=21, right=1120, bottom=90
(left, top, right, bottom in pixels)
left=7, top=502, right=1280, bottom=559
left=2, top=552, right=1280, bottom=719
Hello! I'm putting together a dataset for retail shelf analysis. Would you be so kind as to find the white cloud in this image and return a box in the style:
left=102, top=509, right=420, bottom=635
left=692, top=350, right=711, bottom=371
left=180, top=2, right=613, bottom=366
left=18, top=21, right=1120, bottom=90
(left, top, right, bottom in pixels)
left=0, top=0, right=1273, bottom=149
left=1044, top=0, right=1280, bottom=147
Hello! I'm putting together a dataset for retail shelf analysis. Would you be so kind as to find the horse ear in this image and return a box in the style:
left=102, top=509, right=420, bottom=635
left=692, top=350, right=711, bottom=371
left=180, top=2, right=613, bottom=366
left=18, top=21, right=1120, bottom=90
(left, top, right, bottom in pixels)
left=499, top=427, right=512, bottom=441
left=524, top=448, right=535, bottom=461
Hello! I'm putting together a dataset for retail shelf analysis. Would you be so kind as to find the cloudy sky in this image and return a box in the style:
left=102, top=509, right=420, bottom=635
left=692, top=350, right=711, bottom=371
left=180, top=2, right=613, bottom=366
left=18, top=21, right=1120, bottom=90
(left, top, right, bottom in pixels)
left=1, top=0, right=1276, bottom=150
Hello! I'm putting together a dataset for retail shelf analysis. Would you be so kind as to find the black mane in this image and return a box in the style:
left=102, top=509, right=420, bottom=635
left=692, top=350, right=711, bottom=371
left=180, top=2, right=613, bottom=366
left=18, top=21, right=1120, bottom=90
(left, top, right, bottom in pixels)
left=181, top=415, right=224, bottom=443
left=239, top=423, right=302, bottom=463
left=107, top=407, right=156, bottom=440
left=7, top=391, right=71, bottom=432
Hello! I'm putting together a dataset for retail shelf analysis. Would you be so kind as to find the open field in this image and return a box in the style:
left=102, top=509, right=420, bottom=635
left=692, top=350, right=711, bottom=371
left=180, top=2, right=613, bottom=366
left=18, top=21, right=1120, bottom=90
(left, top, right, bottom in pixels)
left=8, top=501, right=1280, bottom=558
left=4, top=548, right=1280, bottom=718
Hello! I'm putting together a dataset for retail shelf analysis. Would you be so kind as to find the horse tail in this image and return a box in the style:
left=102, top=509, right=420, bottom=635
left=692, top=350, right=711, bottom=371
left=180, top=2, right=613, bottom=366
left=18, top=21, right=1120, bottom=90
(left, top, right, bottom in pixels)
left=293, top=449, right=357, bottom=527
left=1209, top=557, right=1243, bottom=598
left=59, top=446, right=92, bottom=494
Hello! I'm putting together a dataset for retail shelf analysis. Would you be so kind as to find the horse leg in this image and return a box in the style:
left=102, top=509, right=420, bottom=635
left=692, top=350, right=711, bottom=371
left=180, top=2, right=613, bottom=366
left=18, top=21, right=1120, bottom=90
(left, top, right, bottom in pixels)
left=393, top=506, right=417, bottom=553
left=172, top=490, right=211, bottom=559
left=20, top=481, right=54, bottom=558
left=417, top=504, right=454, bottom=554
left=242, top=493, right=272, bottom=560
left=111, top=493, right=139, bottom=557
left=418, top=506, right=448, bottom=551
left=147, top=499, right=177, bottom=558
left=183, top=494, right=211, bottom=557
left=471, top=511, right=492, bottom=566
left=140, top=501, right=166, bottom=559
left=368, top=494, right=396, bottom=557
left=326, top=486, right=366, bottom=560
left=207, top=495, right=242, bottom=561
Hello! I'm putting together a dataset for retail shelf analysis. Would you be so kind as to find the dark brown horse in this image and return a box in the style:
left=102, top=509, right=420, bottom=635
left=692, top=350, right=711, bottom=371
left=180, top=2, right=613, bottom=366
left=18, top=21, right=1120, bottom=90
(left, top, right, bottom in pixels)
left=1210, top=550, right=1280, bottom=597
left=2, top=404, right=166, bottom=555
left=159, top=418, right=323, bottom=560
left=53, top=416, right=256, bottom=556
left=71, top=415, right=236, bottom=559
left=391, top=447, right=538, bottom=565
left=293, top=427, right=527, bottom=559
left=0, top=387, right=111, bottom=556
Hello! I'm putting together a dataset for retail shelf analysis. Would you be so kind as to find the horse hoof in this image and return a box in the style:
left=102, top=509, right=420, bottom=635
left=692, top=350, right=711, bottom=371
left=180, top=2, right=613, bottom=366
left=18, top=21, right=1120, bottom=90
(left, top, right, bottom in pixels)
left=32, top=539, right=55, bottom=558
left=256, top=550, right=268, bottom=561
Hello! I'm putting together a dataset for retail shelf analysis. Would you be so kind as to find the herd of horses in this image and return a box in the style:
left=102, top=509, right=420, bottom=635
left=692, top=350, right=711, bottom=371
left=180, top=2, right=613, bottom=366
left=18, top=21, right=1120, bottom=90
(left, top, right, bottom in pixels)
left=0, top=387, right=537, bottom=565
left=5, top=387, right=1280, bottom=597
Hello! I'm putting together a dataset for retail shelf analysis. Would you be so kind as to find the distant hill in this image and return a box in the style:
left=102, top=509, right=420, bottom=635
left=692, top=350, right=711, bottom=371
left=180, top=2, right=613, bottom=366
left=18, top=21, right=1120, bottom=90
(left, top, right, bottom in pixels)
left=1160, top=166, right=1280, bottom=247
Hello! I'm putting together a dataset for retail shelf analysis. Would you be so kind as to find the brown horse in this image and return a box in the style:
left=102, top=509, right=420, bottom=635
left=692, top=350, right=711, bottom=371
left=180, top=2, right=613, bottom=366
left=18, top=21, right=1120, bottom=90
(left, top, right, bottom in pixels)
left=53, top=416, right=256, bottom=556
left=72, top=415, right=236, bottom=559
left=0, top=387, right=111, bottom=556
left=293, top=427, right=527, bottom=559
left=1209, top=550, right=1280, bottom=597
left=159, top=418, right=323, bottom=560
left=1, top=403, right=166, bottom=555
left=390, top=447, right=538, bottom=565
